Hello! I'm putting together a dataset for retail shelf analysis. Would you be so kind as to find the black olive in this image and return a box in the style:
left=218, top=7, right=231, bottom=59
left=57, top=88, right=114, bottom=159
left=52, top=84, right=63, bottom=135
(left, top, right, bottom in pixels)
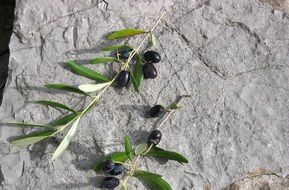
left=109, top=164, right=123, bottom=175
left=119, top=48, right=133, bottom=60
left=101, top=177, right=120, bottom=189
left=149, top=105, right=165, bottom=118
left=143, top=63, right=157, bottom=79
left=116, top=70, right=130, bottom=87
left=102, top=160, right=115, bottom=172
left=143, top=51, right=161, bottom=63
left=147, top=129, right=162, bottom=146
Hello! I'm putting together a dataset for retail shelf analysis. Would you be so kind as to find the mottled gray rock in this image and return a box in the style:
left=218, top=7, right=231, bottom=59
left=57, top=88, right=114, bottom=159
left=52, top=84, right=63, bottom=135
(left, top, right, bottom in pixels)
left=1, top=0, right=289, bottom=189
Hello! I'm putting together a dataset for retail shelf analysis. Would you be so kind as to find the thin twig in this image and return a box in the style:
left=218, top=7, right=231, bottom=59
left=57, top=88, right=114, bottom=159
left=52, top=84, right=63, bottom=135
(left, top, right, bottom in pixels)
left=157, top=95, right=191, bottom=128
left=122, top=10, right=166, bottom=70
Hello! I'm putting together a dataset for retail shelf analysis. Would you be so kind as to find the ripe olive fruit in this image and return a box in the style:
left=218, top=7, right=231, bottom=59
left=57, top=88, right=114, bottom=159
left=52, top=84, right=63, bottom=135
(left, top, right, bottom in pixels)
left=143, top=50, right=161, bottom=63
left=119, top=48, right=133, bottom=60
left=116, top=70, right=130, bottom=87
left=149, top=105, right=165, bottom=118
left=143, top=63, right=157, bottom=79
left=101, top=176, right=120, bottom=189
left=147, top=129, right=162, bottom=146
left=102, top=160, right=115, bottom=172
left=109, top=164, right=123, bottom=175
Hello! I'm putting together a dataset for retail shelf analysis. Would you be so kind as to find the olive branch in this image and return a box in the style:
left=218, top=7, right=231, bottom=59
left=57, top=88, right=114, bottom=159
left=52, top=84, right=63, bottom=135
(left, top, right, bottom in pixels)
left=2, top=11, right=165, bottom=160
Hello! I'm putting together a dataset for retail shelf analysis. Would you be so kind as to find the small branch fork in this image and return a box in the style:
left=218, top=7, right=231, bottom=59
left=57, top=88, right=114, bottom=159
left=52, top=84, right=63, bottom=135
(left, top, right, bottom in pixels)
left=119, top=94, right=190, bottom=186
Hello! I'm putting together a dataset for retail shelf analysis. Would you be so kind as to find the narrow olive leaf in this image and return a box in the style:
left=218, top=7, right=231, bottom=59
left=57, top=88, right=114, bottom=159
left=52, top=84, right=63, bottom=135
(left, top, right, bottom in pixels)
left=78, top=82, right=111, bottom=93
left=52, top=117, right=80, bottom=160
left=35, top=100, right=76, bottom=113
left=11, top=130, right=56, bottom=146
left=135, top=143, right=148, bottom=155
left=2, top=122, right=52, bottom=128
left=45, top=83, right=88, bottom=96
left=120, top=182, right=128, bottom=190
left=50, top=112, right=79, bottom=126
left=107, top=28, right=146, bottom=40
left=151, top=33, right=157, bottom=46
left=145, top=148, right=189, bottom=163
left=102, top=44, right=131, bottom=51
left=131, top=54, right=144, bottom=92
left=133, top=170, right=162, bottom=178
left=124, top=135, right=133, bottom=161
left=134, top=175, right=172, bottom=190
left=91, top=57, right=120, bottom=64
left=111, top=151, right=129, bottom=163
left=68, top=60, right=110, bottom=82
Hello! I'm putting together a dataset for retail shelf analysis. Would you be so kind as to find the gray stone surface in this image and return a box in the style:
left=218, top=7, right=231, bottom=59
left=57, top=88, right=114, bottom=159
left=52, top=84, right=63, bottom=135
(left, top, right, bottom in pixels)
left=1, top=0, right=289, bottom=189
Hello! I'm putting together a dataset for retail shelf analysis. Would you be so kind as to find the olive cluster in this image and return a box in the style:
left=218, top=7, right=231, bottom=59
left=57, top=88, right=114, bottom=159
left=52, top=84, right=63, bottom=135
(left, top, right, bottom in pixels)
left=101, top=129, right=162, bottom=189
left=101, top=160, right=124, bottom=189
left=116, top=49, right=161, bottom=87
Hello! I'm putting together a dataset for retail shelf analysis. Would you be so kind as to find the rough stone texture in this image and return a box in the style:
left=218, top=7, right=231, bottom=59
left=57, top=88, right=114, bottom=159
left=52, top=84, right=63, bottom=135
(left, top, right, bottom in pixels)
left=260, top=0, right=289, bottom=14
left=223, top=173, right=289, bottom=190
left=1, top=0, right=289, bottom=189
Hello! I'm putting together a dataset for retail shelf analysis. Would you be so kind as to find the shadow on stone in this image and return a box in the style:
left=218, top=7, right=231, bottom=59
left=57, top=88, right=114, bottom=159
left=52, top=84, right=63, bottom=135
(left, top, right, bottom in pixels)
left=117, top=104, right=151, bottom=118
left=70, top=140, right=105, bottom=172
left=0, top=166, right=4, bottom=185
left=53, top=176, right=104, bottom=189
left=0, top=0, right=16, bottom=105
left=29, top=137, right=59, bottom=161
left=129, top=129, right=150, bottom=144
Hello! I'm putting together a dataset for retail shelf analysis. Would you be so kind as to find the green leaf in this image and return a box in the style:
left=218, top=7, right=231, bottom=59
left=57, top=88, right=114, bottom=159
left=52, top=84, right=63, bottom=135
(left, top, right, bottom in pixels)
left=102, top=44, right=132, bottom=51
left=50, top=112, right=79, bottom=126
left=135, top=143, right=148, bottom=155
left=91, top=57, right=120, bottom=64
left=2, top=122, right=52, bottom=128
left=120, top=182, right=128, bottom=190
left=107, top=28, right=146, bottom=40
left=52, top=117, right=80, bottom=160
left=111, top=151, right=129, bottom=163
left=169, top=102, right=182, bottom=110
left=133, top=170, right=162, bottom=178
left=151, top=33, right=157, bottom=46
left=45, top=83, right=88, bottom=96
left=35, top=100, right=76, bottom=113
left=11, top=130, right=56, bottom=146
left=68, top=60, right=110, bottom=82
left=78, top=82, right=111, bottom=93
left=124, top=135, right=132, bottom=161
left=134, top=174, right=172, bottom=190
left=131, top=54, right=144, bottom=92
left=145, top=147, right=189, bottom=163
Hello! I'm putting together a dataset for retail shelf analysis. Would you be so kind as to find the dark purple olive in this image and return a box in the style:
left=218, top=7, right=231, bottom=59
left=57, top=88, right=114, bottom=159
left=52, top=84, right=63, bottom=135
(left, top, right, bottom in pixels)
left=143, top=50, right=161, bottom=63
left=143, top=63, right=157, bottom=79
left=101, top=177, right=120, bottom=189
left=109, top=164, right=123, bottom=175
left=116, top=70, right=130, bottom=87
left=119, top=48, right=133, bottom=60
left=102, top=160, right=115, bottom=172
left=148, top=129, right=162, bottom=146
left=149, top=105, right=165, bottom=118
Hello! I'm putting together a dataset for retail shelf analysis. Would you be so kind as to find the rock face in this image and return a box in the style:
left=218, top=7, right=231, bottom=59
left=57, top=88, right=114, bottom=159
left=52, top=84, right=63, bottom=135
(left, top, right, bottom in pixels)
left=1, top=0, right=289, bottom=189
